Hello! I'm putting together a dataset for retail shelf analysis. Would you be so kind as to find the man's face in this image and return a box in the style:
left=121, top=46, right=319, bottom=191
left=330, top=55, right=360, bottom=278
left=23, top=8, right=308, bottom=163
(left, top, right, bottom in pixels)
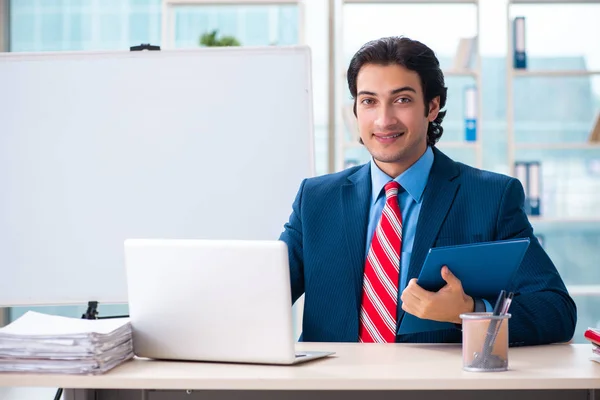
left=355, top=63, right=440, bottom=178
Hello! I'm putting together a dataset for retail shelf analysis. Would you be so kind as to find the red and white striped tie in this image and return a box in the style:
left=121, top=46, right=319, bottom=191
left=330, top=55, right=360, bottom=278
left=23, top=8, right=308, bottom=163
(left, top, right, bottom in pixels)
left=359, top=181, right=402, bottom=343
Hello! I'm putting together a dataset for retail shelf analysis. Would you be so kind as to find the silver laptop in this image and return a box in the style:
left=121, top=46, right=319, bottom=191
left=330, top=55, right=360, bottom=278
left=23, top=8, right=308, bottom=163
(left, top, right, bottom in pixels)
left=124, top=238, right=334, bottom=365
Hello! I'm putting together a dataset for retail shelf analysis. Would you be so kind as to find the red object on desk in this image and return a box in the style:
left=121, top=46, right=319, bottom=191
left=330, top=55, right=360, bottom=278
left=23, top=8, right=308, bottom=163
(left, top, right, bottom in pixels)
left=584, top=328, right=600, bottom=346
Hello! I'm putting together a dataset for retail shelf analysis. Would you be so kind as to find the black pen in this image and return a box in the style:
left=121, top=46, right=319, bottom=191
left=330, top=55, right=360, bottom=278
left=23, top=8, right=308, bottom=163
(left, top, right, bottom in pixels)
left=492, top=290, right=507, bottom=316
left=479, top=290, right=507, bottom=364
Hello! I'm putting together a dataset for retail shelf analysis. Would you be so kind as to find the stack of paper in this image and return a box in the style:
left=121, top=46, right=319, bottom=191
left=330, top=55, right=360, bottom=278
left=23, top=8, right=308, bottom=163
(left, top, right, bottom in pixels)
left=0, top=311, right=133, bottom=375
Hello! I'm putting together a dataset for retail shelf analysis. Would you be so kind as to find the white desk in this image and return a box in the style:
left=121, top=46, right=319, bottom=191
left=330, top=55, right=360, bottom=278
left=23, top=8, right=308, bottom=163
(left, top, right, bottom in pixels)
left=1, top=343, right=599, bottom=400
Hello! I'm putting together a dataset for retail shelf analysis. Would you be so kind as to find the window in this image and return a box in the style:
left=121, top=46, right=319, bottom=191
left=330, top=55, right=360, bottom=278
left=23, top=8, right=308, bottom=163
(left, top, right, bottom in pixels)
left=10, top=0, right=162, bottom=52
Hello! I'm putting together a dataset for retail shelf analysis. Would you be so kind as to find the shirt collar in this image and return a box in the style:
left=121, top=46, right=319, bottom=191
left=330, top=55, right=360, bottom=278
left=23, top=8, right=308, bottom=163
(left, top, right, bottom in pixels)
left=370, top=146, right=434, bottom=205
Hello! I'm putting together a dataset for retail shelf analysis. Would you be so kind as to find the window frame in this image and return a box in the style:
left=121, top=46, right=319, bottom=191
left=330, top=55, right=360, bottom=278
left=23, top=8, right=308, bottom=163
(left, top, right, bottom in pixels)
left=160, top=0, right=306, bottom=49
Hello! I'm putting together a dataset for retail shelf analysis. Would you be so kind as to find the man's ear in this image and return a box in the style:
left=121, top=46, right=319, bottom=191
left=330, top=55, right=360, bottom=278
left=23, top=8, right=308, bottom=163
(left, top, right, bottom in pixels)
left=428, top=96, right=440, bottom=122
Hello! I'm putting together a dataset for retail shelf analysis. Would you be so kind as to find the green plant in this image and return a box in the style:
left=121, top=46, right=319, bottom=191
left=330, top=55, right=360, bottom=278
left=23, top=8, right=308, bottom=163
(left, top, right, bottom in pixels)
left=199, top=30, right=241, bottom=47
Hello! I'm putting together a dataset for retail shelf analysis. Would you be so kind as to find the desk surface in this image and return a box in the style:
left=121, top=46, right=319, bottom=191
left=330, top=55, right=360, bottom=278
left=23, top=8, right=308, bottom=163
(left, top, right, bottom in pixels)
left=0, top=343, right=599, bottom=391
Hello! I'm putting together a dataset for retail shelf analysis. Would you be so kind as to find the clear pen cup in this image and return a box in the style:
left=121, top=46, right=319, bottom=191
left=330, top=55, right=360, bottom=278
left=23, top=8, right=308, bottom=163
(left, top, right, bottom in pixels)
left=459, top=312, right=511, bottom=372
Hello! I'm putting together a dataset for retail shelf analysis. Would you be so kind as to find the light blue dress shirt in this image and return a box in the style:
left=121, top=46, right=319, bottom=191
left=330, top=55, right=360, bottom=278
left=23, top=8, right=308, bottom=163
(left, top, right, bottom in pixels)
left=365, top=147, right=490, bottom=329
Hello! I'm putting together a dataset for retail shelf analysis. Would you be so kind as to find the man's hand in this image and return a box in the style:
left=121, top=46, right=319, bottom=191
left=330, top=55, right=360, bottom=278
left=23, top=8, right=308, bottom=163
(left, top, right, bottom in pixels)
left=400, top=266, right=474, bottom=324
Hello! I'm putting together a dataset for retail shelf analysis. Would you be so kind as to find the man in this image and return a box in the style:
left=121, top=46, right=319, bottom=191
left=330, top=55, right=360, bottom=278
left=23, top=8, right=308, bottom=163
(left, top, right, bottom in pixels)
left=279, top=36, right=576, bottom=345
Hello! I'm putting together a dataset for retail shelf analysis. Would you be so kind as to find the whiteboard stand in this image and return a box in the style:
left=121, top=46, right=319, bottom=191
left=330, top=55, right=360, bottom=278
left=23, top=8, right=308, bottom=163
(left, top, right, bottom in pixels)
left=82, top=301, right=99, bottom=320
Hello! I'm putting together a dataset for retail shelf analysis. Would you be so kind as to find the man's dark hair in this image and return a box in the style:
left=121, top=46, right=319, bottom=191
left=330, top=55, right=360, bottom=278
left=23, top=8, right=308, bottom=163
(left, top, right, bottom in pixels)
left=347, top=36, right=448, bottom=147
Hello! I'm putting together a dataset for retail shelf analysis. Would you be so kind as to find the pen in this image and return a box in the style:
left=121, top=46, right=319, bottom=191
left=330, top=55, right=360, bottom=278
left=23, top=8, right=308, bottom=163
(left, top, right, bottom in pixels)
left=501, top=292, right=514, bottom=316
left=481, top=291, right=514, bottom=369
left=479, top=290, right=506, bottom=364
left=490, top=291, right=514, bottom=347
left=492, top=290, right=507, bottom=317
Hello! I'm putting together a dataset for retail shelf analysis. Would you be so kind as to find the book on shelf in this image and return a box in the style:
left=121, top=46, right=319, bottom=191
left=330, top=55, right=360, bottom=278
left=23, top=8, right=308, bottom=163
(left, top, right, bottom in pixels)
left=452, top=36, right=477, bottom=72
left=588, top=112, right=600, bottom=143
left=514, top=161, right=541, bottom=216
left=512, top=16, right=527, bottom=69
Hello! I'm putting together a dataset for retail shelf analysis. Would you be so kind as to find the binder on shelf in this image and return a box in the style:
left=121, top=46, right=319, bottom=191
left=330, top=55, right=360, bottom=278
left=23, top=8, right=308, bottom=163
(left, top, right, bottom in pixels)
left=513, top=17, right=527, bottom=69
left=528, top=161, right=541, bottom=216
left=589, top=112, right=600, bottom=143
left=452, top=36, right=477, bottom=71
left=464, top=86, right=477, bottom=142
left=514, top=161, right=541, bottom=216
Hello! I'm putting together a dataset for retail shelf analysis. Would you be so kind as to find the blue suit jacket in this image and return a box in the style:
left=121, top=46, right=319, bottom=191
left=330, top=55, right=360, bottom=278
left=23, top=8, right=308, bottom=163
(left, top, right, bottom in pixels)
left=279, top=147, right=576, bottom=346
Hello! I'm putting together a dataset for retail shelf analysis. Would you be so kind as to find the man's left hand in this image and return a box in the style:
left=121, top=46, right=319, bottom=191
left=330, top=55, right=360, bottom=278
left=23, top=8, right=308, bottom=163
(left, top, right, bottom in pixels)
left=400, top=266, right=474, bottom=324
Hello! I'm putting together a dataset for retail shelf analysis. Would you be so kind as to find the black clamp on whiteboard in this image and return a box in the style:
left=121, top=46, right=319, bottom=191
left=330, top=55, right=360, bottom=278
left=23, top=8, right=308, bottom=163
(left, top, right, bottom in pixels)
left=82, top=301, right=99, bottom=320
left=130, top=43, right=161, bottom=51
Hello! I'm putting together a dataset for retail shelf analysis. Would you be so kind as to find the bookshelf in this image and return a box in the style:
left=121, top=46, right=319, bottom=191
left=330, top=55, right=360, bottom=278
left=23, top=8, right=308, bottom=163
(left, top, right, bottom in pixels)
left=506, top=0, right=600, bottom=177
left=334, top=0, right=483, bottom=171
left=506, top=0, right=600, bottom=317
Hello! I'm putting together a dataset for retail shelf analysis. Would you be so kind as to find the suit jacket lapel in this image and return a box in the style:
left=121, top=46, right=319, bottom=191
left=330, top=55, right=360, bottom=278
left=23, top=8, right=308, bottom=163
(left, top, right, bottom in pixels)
left=406, top=148, right=461, bottom=284
left=341, top=164, right=371, bottom=311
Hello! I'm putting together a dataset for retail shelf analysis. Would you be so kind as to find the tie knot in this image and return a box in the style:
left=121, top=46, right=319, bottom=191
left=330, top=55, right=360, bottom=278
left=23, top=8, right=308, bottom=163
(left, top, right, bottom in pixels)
left=384, top=181, right=400, bottom=198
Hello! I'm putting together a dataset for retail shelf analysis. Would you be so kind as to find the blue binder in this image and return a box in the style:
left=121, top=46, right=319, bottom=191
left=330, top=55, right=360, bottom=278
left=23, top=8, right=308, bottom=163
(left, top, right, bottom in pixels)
left=513, top=17, right=527, bottom=69
left=464, top=86, right=477, bottom=141
left=397, top=238, right=530, bottom=335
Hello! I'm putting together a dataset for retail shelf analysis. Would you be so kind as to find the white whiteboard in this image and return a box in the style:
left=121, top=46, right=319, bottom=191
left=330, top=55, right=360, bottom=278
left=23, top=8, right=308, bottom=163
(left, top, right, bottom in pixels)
left=0, top=46, right=314, bottom=307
